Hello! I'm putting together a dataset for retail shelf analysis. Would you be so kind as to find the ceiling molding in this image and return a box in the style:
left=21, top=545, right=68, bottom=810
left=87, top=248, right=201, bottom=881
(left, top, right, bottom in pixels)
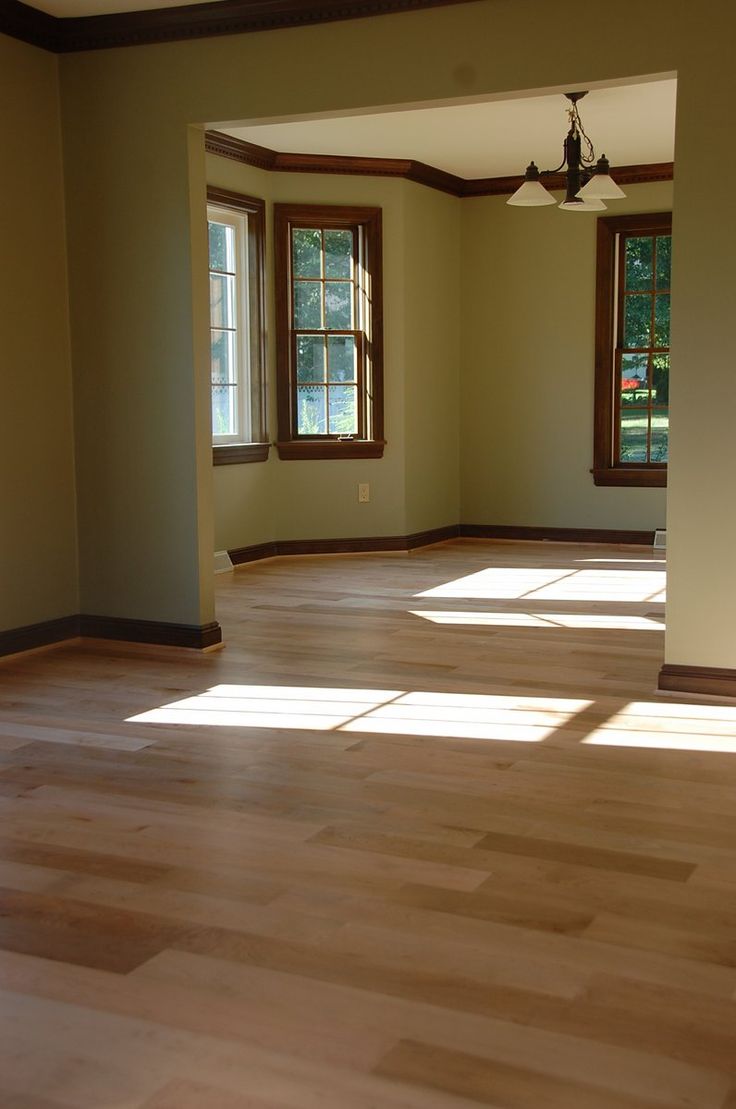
left=205, top=130, right=674, bottom=198
left=0, top=0, right=483, bottom=53
left=0, top=0, right=60, bottom=49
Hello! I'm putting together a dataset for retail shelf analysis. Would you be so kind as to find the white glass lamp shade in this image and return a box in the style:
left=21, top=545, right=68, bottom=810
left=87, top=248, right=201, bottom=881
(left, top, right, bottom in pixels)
left=507, top=162, right=556, bottom=207
left=579, top=155, right=626, bottom=200
left=559, top=196, right=607, bottom=212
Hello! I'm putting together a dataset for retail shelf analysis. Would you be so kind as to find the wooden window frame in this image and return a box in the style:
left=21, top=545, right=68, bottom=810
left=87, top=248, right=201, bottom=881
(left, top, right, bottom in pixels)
left=274, top=203, right=385, bottom=460
left=593, top=211, right=671, bottom=487
left=207, top=186, right=269, bottom=466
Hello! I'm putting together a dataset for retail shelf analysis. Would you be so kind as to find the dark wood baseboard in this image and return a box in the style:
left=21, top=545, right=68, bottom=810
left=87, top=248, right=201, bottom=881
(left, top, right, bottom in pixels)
left=0, top=615, right=79, bottom=659
left=658, top=664, right=736, bottom=699
left=459, top=524, right=655, bottom=545
left=79, top=615, right=222, bottom=649
left=229, top=524, right=460, bottom=564
left=0, top=612, right=222, bottom=658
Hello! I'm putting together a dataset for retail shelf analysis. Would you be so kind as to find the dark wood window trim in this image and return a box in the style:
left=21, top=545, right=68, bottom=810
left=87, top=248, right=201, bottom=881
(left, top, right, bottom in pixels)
left=274, top=203, right=384, bottom=461
left=593, top=211, right=671, bottom=488
left=207, top=186, right=269, bottom=466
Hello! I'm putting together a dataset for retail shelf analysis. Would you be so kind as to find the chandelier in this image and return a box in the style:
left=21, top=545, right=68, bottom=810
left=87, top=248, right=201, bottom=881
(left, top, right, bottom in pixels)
left=507, top=91, right=626, bottom=211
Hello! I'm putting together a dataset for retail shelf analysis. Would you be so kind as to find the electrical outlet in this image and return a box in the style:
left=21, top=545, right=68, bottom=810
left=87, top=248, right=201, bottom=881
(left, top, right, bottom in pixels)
left=358, top=483, right=370, bottom=503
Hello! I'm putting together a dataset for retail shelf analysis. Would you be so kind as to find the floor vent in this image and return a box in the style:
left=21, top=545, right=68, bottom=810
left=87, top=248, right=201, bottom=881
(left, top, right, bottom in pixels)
left=653, top=529, right=667, bottom=550
left=214, top=550, right=234, bottom=574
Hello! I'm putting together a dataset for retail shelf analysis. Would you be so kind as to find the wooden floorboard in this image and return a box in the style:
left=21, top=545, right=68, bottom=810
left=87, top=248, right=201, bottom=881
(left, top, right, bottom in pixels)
left=2, top=539, right=736, bottom=1106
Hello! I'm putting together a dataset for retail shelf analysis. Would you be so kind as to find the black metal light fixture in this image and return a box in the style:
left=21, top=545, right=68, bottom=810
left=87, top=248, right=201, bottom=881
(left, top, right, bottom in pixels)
left=507, top=91, right=626, bottom=211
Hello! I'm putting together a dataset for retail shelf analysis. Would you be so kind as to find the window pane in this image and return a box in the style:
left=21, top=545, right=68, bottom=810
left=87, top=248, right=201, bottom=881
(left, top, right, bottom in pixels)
left=325, top=283, right=352, bottom=329
left=651, top=409, right=669, bottom=462
left=208, top=221, right=233, bottom=272
left=211, top=330, right=236, bottom=383
left=625, top=236, right=653, bottom=292
left=623, top=294, right=652, bottom=348
left=656, top=235, right=672, bottom=290
left=294, top=282, right=322, bottom=328
left=297, top=385, right=327, bottom=434
left=324, top=230, right=353, bottom=278
left=652, top=353, right=670, bottom=406
left=212, top=383, right=236, bottom=436
left=655, top=294, right=670, bottom=347
left=292, top=229, right=322, bottom=278
left=620, top=353, right=648, bottom=406
left=297, top=335, right=326, bottom=383
left=328, top=385, right=358, bottom=434
left=619, top=410, right=649, bottom=463
left=209, top=272, right=235, bottom=329
left=327, top=335, right=357, bottom=382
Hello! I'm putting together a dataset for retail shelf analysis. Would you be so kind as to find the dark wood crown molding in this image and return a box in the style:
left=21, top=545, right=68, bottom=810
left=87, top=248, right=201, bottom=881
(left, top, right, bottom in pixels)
left=205, top=132, right=674, bottom=199
left=0, top=0, right=60, bottom=49
left=0, top=0, right=483, bottom=53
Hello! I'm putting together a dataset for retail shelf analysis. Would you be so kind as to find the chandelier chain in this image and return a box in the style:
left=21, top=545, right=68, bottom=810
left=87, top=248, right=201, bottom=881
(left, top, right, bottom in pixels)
left=570, top=101, right=596, bottom=165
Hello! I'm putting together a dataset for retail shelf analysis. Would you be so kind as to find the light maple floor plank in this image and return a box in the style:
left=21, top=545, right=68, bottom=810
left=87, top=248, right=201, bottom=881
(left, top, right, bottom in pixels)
left=2, top=539, right=736, bottom=1107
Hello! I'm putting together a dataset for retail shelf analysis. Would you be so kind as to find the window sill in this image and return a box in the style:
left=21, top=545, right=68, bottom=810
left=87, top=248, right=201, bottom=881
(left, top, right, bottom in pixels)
left=213, top=442, right=270, bottom=466
left=276, top=439, right=386, bottom=461
left=593, top=466, right=667, bottom=488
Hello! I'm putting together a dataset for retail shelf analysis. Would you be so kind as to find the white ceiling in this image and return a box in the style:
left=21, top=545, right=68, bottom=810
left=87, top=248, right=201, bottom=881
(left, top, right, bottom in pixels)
left=221, top=79, right=677, bottom=180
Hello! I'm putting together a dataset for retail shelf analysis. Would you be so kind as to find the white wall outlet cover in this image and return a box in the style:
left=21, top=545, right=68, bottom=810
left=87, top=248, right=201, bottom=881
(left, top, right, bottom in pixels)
left=653, top=529, right=667, bottom=549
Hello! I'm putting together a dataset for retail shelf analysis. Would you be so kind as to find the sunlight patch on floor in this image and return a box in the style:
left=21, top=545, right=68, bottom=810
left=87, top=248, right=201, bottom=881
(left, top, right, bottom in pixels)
left=577, top=558, right=666, bottom=564
left=416, top=567, right=666, bottom=603
left=410, top=610, right=665, bottom=630
left=584, top=700, right=736, bottom=753
left=127, top=686, right=591, bottom=742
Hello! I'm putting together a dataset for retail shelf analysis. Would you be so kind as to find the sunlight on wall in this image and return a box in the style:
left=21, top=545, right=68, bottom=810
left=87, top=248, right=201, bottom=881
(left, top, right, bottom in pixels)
left=410, top=611, right=665, bottom=630
left=127, top=685, right=591, bottom=742
left=416, top=567, right=666, bottom=603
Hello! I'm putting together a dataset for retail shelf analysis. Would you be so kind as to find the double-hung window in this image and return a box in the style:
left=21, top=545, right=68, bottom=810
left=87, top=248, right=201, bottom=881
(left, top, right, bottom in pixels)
left=207, top=187, right=268, bottom=464
left=274, top=204, right=384, bottom=460
left=593, top=212, right=672, bottom=486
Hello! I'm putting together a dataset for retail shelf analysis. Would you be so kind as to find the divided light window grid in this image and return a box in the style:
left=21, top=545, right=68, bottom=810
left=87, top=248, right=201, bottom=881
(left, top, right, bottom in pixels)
left=616, top=229, right=671, bottom=465
left=274, top=204, right=384, bottom=461
left=593, top=211, right=672, bottom=487
left=207, top=187, right=267, bottom=465
left=208, top=209, right=244, bottom=442
left=292, top=226, right=362, bottom=437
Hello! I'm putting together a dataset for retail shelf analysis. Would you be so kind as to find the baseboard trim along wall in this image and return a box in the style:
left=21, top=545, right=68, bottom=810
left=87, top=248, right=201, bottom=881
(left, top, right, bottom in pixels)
left=460, top=524, right=656, bottom=545
left=0, top=615, right=80, bottom=658
left=1, top=525, right=657, bottom=658
left=78, top=615, right=223, bottom=650
left=0, top=614, right=223, bottom=659
left=229, top=523, right=655, bottom=563
left=658, top=664, right=736, bottom=698
left=228, top=525, right=461, bottom=564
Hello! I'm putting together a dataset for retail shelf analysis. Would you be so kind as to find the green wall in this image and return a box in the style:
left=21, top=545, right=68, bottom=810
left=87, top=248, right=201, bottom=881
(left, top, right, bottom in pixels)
left=208, top=152, right=665, bottom=554
left=0, top=34, right=78, bottom=633
left=460, top=181, right=672, bottom=531
left=48, top=0, right=736, bottom=669
left=402, top=183, right=461, bottom=535
left=207, top=155, right=461, bottom=553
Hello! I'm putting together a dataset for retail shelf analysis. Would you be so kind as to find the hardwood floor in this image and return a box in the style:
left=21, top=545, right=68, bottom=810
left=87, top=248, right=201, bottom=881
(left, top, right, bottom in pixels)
left=2, top=539, right=736, bottom=1107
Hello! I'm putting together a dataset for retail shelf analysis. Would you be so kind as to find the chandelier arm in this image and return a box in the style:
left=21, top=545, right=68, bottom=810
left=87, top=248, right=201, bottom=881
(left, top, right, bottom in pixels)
left=543, top=141, right=569, bottom=176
